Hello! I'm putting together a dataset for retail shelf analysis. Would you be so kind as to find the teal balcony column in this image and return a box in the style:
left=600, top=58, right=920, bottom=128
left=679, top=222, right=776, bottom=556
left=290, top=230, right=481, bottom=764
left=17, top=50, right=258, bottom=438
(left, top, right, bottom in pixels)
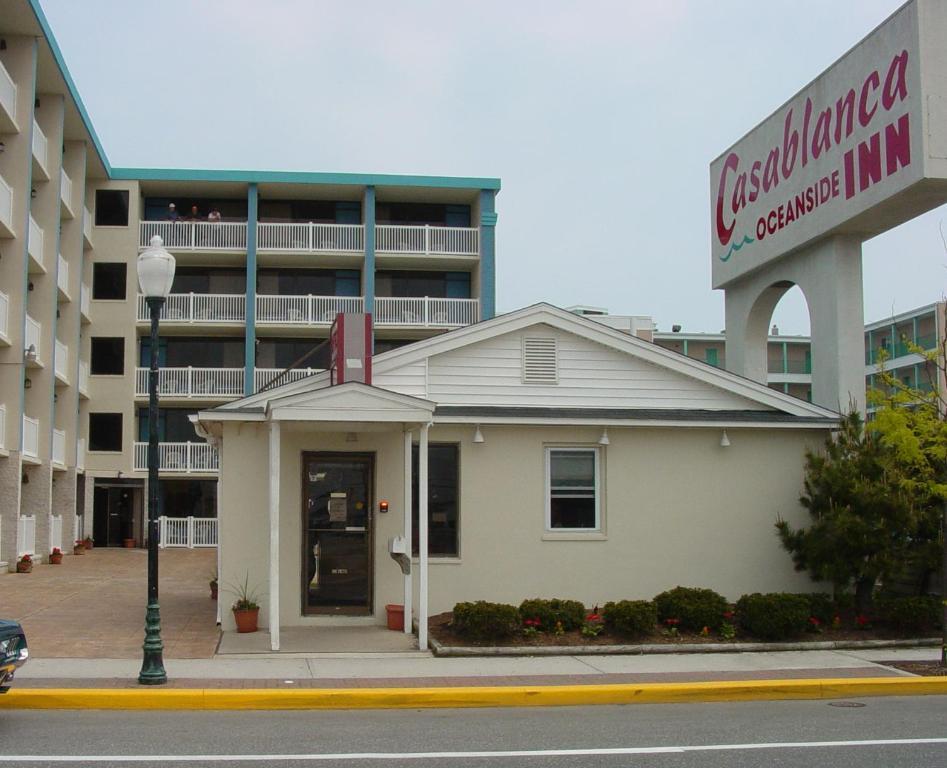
left=244, top=183, right=258, bottom=396
left=363, top=186, right=375, bottom=316
left=480, top=190, right=497, bottom=320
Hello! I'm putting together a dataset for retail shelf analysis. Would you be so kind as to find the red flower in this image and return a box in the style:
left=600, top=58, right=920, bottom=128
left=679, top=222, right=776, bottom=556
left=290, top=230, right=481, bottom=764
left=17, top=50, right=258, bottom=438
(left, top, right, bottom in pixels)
left=808, top=616, right=821, bottom=626
left=585, top=613, right=602, bottom=622
left=51, top=547, right=62, bottom=555
left=523, top=618, right=541, bottom=628
left=855, top=614, right=870, bottom=627
left=723, top=611, right=735, bottom=621
left=664, top=617, right=680, bottom=626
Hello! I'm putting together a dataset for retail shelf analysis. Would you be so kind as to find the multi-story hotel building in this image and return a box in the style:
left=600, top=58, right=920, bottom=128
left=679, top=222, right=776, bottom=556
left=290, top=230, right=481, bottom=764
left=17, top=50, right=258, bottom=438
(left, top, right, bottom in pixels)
left=0, top=0, right=499, bottom=566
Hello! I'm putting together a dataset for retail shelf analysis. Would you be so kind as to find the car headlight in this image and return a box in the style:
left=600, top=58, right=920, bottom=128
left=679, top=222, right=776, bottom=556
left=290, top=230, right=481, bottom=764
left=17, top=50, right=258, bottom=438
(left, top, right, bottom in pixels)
left=17, top=647, right=28, bottom=662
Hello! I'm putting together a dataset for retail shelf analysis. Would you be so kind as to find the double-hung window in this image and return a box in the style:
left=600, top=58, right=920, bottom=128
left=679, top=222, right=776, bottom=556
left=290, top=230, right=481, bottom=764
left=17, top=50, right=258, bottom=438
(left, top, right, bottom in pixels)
left=546, top=447, right=600, bottom=531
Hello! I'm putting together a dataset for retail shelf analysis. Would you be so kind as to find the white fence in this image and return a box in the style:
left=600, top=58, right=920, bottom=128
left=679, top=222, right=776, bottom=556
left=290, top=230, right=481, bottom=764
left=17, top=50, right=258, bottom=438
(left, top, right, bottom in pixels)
left=159, top=516, right=218, bottom=548
left=32, top=119, right=48, bottom=177
left=0, top=174, right=12, bottom=234
left=25, top=314, right=41, bottom=362
left=134, top=441, right=219, bottom=473
left=139, top=221, right=247, bottom=251
left=253, top=367, right=322, bottom=392
left=374, top=297, right=480, bottom=327
left=137, top=293, right=246, bottom=323
left=57, top=254, right=69, bottom=296
left=54, top=338, right=69, bottom=382
left=60, top=169, right=74, bottom=212
left=22, top=415, right=39, bottom=459
left=0, top=289, right=8, bottom=341
left=28, top=215, right=44, bottom=267
left=50, top=515, right=62, bottom=552
left=135, top=367, right=244, bottom=398
left=376, top=224, right=479, bottom=255
left=256, top=295, right=364, bottom=325
left=257, top=222, right=364, bottom=252
left=83, top=207, right=93, bottom=247
left=18, top=516, right=36, bottom=557
left=52, top=428, right=66, bottom=467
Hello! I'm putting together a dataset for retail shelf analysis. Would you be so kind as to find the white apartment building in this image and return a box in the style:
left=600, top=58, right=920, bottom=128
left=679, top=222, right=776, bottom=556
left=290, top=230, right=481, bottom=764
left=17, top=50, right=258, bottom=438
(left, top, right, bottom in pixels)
left=0, top=0, right=499, bottom=566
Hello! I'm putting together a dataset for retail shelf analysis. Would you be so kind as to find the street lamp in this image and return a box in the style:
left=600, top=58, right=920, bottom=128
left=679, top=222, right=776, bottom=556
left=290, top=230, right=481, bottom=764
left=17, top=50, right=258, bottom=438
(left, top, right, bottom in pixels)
left=137, top=235, right=174, bottom=685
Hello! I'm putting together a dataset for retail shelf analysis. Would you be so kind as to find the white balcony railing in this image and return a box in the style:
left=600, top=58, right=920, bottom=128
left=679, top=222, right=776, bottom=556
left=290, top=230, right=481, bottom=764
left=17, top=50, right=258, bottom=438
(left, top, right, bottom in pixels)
left=0, top=403, right=5, bottom=451
left=52, top=428, right=66, bottom=467
left=135, top=367, right=244, bottom=398
left=60, top=169, right=74, bottom=213
left=18, top=516, right=36, bottom=558
left=32, top=119, right=48, bottom=177
left=255, top=295, right=364, bottom=325
left=0, top=57, right=16, bottom=127
left=257, top=222, right=365, bottom=253
left=136, top=293, right=246, bottom=323
left=28, top=215, right=44, bottom=268
left=77, top=437, right=85, bottom=471
left=159, top=516, right=218, bottom=548
left=50, top=515, right=63, bottom=552
left=80, top=282, right=91, bottom=319
left=83, top=206, right=93, bottom=248
left=253, top=367, right=322, bottom=393
left=374, top=297, right=480, bottom=327
left=376, top=224, right=479, bottom=256
left=22, top=415, right=39, bottom=459
left=57, top=253, right=70, bottom=296
left=78, top=359, right=89, bottom=394
left=0, top=290, right=8, bottom=342
left=139, top=221, right=247, bottom=251
left=25, top=314, right=41, bottom=363
left=54, top=338, right=69, bottom=383
left=0, top=173, right=13, bottom=235
left=134, top=441, right=219, bottom=473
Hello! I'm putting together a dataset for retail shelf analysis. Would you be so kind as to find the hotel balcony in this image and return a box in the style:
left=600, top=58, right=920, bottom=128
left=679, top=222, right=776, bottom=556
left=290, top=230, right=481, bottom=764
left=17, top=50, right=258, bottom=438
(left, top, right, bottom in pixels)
left=0, top=57, right=17, bottom=132
left=25, top=314, right=41, bottom=366
left=253, top=367, right=322, bottom=393
left=374, top=297, right=480, bottom=328
left=83, top=206, right=93, bottom=250
left=0, top=403, right=6, bottom=453
left=57, top=254, right=70, bottom=301
left=78, top=359, right=89, bottom=398
left=136, top=293, right=245, bottom=325
left=60, top=169, right=75, bottom=219
left=77, top=437, right=85, bottom=472
left=0, top=173, right=14, bottom=237
left=257, top=222, right=364, bottom=254
left=80, top=282, right=91, bottom=322
left=255, top=295, right=363, bottom=327
left=135, top=366, right=244, bottom=400
left=22, top=415, right=39, bottom=462
left=54, top=338, right=69, bottom=385
left=139, top=221, right=247, bottom=253
left=376, top=224, right=479, bottom=257
left=52, top=428, right=66, bottom=470
left=27, top=215, right=45, bottom=273
left=133, top=441, right=219, bottom=474
left=31, top=119, right=49, bottom=180
left=0, top=290, right=9, bottom=346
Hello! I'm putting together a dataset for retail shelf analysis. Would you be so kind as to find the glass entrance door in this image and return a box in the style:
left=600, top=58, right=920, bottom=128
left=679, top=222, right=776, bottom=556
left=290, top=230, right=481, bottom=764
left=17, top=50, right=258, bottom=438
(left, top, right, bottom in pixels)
left=302, top=453, right=373, bottom=614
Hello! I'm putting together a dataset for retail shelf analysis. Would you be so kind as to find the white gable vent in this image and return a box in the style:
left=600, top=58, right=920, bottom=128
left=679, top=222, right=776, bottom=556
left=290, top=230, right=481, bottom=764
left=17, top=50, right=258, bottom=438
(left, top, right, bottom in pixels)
left=522, top=336, right=558, bottom=384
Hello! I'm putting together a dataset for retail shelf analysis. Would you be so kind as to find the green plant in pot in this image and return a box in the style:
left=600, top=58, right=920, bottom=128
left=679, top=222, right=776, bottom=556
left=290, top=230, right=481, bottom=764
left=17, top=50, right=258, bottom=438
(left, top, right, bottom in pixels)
left=209, top=573, right=219, bottom=601
left=229, top=574, right=261, bottom=633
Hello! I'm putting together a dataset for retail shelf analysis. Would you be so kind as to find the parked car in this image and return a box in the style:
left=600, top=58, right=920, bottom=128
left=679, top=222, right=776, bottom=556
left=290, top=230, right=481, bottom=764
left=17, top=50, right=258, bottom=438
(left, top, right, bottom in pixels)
left=0, top=620, right=29, bottom=693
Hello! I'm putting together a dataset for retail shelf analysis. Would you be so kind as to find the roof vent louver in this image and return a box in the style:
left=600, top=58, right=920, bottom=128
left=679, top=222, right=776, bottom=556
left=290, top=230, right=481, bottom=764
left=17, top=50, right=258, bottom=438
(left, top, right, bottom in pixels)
left=522, top=336, right=558, bottom=384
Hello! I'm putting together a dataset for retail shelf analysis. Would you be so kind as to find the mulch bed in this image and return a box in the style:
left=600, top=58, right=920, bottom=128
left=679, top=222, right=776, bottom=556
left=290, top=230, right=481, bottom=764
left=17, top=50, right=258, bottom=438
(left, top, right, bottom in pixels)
left=884, top=661, right=947, bottom=677
left=429, top=612, right=935, bottom=649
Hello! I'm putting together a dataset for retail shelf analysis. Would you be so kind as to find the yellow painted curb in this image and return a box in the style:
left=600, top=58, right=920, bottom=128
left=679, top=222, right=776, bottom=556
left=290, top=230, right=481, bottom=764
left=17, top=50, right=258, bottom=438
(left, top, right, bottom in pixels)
left=2, top=677, right=947, bottom=710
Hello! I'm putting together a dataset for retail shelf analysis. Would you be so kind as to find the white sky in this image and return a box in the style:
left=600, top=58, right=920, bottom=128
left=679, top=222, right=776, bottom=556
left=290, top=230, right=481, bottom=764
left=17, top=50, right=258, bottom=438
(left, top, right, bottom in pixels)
left=39, top=0, right=945, bottom=335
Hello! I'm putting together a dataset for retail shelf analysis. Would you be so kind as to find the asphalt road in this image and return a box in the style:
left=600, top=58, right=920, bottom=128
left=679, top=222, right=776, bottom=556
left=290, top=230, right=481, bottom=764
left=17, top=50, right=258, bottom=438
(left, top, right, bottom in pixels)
left=2, top=696, right=947, bottom=767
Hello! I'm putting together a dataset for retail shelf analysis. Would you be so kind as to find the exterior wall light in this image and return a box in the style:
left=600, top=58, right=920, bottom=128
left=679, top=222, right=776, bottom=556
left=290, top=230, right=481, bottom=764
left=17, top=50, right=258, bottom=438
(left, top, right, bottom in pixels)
left=720, top=429, right=731, bottom=448
left=473, top=425, right=485, bottom=444
left=598, top=428, right=610, bottom=446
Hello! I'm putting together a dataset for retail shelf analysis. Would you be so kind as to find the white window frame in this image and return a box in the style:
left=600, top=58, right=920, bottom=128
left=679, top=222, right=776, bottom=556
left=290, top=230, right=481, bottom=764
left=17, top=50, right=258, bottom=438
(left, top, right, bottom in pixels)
left=544, top=446, right=601, bottom=532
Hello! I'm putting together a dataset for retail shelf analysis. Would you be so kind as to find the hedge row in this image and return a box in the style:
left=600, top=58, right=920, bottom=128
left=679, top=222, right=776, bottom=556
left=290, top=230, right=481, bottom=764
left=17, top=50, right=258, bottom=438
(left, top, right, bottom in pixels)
left=448, top=588, right=942, bottom=642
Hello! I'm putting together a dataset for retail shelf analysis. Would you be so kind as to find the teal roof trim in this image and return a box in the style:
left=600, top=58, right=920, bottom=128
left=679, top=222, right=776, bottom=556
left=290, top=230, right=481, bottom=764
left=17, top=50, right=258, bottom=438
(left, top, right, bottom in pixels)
left=28, top=0, right=113, bottom=173
left=109, top=167, right=501, bottom=190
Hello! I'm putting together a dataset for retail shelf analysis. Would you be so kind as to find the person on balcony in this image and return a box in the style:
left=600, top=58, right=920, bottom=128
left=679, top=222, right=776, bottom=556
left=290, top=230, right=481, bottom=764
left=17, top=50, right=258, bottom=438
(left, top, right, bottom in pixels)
left=207, top=207, right=222, bottom=223
left=167, top=202, right=179, bottom=221
left=188, top=204, right=201, bottom=221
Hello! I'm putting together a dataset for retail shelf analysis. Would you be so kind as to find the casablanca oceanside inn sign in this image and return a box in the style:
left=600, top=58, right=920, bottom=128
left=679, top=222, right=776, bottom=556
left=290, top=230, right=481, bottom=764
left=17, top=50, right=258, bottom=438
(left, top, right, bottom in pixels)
left=711, top=0, right=947, bottom=288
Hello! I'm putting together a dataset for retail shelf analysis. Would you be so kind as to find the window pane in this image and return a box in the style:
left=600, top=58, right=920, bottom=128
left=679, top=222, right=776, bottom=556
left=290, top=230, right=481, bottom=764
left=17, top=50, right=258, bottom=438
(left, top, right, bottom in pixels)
left=92, top=263, right=127, bottom=300
left=95, top=190, right=130, bottom=227
left=550, top=450, right=595, bottom=488
left=550, top=497, right=596, bottom=529
left=91, top=337, right=124, bottom=375
left=411, top=443, right=459, bottom=556
left=89, top=413, right=122, bottom=452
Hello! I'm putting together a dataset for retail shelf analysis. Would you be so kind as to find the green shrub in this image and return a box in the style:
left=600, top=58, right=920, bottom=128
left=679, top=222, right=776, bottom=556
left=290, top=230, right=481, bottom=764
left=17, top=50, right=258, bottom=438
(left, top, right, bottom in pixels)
left=654, top=586, right=729, bottom=632
left=736, top=593, right=810, bottom=641
left=806, top=592, right=836, bottom=625
left=603, top=600, right=657, bottom=638
left=451, top=601, right=520, bottom=642
left=876, top=596, right=942, bottom=633
left=518, top=598, right=587, bottom=631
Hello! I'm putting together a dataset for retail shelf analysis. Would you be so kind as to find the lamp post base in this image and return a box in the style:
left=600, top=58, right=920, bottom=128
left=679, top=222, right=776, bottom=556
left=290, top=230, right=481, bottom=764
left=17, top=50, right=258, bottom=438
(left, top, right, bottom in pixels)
left=138, top=601, right=167, bottom=685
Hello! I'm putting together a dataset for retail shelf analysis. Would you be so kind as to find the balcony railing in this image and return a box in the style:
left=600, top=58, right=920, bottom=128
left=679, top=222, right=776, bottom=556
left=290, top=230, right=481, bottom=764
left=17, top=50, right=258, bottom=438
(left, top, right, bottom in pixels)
left=52, top=428, right=66, bottom=467
left=376, top=224, right=479, bottom=256
left=0, top=173, right=13, bottom=236
left=257, top=222, right=364, bottom=253
left=54, top=338, right=69, bottom=383
left=0, top=57, right=16, bottom=128
left=0, top=403, right=5, bottom=451
left=25, top=314, right=41, bottom=363
left=0, top=290, right=8, bottom=343
left=80, top=282, right=91, bottom=320
left=137, top=293, right=246, bottom=323
left=253, top=367, right=322, bottom=393
left=135, top=366, right=244, bottom=398
left=139, top=221, right=247, bottom=251
left=57, top=253, right=70, bottom=297
left=22, top=415, right=39, bottom=459
left=77, top=437, right=85, bottom=471
left=83, top=206, right=93, bottom=248
left=78, top=359, right=89, bottom=396
left=255, top=295, right=364, bottom=325
left=134, top=441, right=219, bottom=473
left=159, top=516, right=218, bottom=548
left=60, top=169, right=74, bottom=215
left=28, top=215, right=44, bottom=268
left=32, top=119, right=48, bottom=178
left=374, top=297, right=480, bottom=327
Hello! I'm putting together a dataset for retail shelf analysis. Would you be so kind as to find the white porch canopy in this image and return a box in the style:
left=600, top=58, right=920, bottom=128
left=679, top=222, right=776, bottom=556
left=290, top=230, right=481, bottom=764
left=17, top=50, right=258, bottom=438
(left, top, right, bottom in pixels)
left=261, top=382, right=436, bottom=651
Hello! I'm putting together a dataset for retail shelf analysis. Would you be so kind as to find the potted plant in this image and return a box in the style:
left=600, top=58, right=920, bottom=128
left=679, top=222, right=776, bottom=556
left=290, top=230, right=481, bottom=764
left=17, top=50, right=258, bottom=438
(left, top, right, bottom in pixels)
left=122, top=537, right=135, bottom=548
left=73, top=539, right=85, bottom=555
left=16, top=554, right=33, bottom=573
left=230, top=574, right=260, bottom=633
left=209, top=574, right=218, bottom=601
left=83, top=536, right=94, bottom=550
left=49, top=547, right=63, bottom=565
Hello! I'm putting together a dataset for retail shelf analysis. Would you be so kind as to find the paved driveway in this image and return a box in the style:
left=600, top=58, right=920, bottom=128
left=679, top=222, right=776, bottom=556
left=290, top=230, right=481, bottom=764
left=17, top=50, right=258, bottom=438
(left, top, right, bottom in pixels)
left=1, top=548, right=219, bottom=658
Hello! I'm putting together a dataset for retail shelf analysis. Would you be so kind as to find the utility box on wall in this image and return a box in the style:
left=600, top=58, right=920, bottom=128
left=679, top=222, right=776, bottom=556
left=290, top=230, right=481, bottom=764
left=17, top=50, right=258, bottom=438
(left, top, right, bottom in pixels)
left=330, top=313, right=373, bottom=386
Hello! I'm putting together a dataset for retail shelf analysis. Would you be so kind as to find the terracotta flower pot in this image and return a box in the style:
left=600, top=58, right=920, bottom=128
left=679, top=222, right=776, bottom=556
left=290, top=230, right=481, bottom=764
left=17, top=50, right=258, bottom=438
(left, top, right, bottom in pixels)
left=84, top=539, right=94, bottom=550
left=73, top=545, right=85, bottom=555
left=16, top=562, right=32, bottom=573
left=385, top=604, right=405, bottom=631
left=49, top=553, right=63, bottom=565
left=210, top=583, right=218, bottom=600
left=233, top=607, right=259, bottom=633
left=123, top=538, right=136, bottom=549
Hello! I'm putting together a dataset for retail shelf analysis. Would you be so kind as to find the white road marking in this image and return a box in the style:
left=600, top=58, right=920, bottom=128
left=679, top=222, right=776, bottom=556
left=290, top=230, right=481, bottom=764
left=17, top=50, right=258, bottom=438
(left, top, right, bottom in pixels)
left=5, top=737, right=947, bottom=761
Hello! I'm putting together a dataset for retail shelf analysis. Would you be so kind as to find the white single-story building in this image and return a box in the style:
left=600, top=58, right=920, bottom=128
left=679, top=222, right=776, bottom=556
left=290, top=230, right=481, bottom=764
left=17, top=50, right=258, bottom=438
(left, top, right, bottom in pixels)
left=195, top=304, right=838, bottom=650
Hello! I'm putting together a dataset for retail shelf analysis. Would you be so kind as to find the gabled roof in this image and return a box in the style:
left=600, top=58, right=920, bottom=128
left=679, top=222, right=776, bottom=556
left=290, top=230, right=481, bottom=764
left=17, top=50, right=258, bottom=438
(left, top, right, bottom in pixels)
left=215, top=303, right=838, bottom=423
left=267, top=382, right=435, bottom=423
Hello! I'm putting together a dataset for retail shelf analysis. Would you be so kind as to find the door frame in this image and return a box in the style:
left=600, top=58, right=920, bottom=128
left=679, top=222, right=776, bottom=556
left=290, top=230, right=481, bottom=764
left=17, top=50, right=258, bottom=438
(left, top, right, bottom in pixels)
left=300, top=451, right=376, bottom=616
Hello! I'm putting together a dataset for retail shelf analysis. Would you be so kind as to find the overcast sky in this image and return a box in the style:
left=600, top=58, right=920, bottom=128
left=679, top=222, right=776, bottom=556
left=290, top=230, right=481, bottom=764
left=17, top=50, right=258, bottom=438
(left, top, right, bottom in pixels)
left=39, top=0, right=942, bottom=335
